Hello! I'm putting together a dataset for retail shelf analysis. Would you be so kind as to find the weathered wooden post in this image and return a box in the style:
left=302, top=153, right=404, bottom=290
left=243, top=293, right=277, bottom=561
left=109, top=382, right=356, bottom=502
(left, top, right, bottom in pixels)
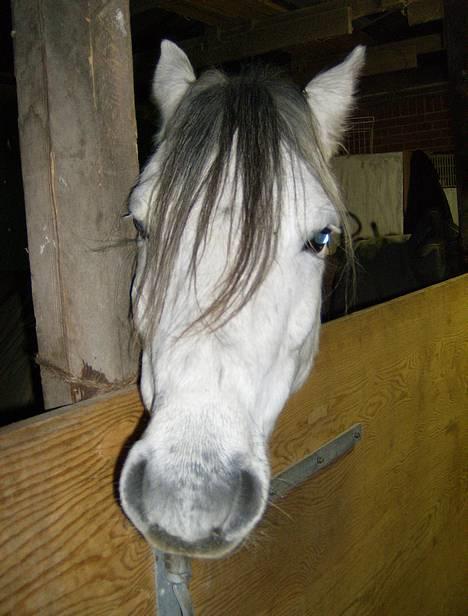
left=12, top=0, right=139, bottom=408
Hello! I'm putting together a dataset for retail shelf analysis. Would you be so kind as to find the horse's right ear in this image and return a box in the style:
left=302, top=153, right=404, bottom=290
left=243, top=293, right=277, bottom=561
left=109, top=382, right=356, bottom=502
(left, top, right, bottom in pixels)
left=152, top=40, right=196, bottom=126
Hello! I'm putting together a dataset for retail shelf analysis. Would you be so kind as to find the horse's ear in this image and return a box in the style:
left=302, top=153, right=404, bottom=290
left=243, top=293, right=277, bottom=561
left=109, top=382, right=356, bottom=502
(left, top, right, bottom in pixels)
left=152, top=40, right=196, bottom=125
left=305, top=46, right=365, bottom=160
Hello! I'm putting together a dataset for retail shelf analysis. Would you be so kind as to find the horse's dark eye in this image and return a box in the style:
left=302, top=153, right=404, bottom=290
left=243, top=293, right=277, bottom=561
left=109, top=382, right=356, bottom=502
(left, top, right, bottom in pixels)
left=304, top=227, right=332, bottom=254
left=133, top=218, right=147, bottom=238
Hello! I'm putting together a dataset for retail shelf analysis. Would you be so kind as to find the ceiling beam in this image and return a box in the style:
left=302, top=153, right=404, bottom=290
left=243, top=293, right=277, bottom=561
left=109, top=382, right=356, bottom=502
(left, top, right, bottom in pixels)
left=176, top=0, right=424, bottom=67
left=291, top=34, right=443, bottom=84
left=407, top=0, right=443, bottom=26
left=131, top=0, right=287, bottom=25
left=359, top=64, right=447, bottom=97
left=363, top=34, right=443, bottom=76
left=181, top=5, right=353, bottom=67
left=346, top=0, right=416, bottom=20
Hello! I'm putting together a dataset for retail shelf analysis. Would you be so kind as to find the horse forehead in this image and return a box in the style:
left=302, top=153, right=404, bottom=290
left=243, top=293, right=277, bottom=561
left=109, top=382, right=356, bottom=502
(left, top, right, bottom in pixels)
left=210, top=159, right=336, bottom=230
left=279, top=164, right=339, bottom=233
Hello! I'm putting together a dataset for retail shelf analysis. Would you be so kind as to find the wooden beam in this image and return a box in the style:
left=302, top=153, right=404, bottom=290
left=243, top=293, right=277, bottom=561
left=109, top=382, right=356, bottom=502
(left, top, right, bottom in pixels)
left=350, top=0, right=410, bottom=20
left=181, top=5, right=353, bottom=67
left=132, top=0, right=287, bottom=25
left=1, top=275, right=466, bottom=614
left=0, top=387, right=155, bottom=614
left=193, top=277, right=467, bottom=615
left=359, top=64, right=447, bottom=97
left=444, top=0, right=468, bottom=268
left=407, top=0, right=443, bottom=26
left=176, top=1, right=425, bottom=67
left=363, top=34, right=443, bottom=76
left=12, top=0, right=139, bottom=408
left=291, top=34, right=444, bottom=85
left=289, top=0, right=420, bottom=21
left=133, top=1, right=420, bottom=69
left=132, top=0, right=418, bottom=24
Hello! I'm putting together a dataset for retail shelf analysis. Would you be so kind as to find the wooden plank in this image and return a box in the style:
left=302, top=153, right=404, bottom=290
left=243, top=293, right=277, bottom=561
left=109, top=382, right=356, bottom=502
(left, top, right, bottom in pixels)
left=182, top=5, right=352, bottom=67
left=351, top=0, right=413, bottom=20
left=291, top=34, right=443, bottom=81
left=133, top=1, right=418, bottom=68
left=363, top=33, right=443, bottom=76
left=407, top=0, right=443, bottom=25
left=133, top=0, right=409, bottom=24
left=0, top=276, right=466, bottom=614
left=12, top=0, right=139, bottom=408
left=357, top=63, right=447, bottom=97
left=191, top=275, right=467, bottom=614
left=0, top=388, right=155, bottom=615
left=133, top=0, right=287, bottom=25
left=288, top=0, right=419, bottom=21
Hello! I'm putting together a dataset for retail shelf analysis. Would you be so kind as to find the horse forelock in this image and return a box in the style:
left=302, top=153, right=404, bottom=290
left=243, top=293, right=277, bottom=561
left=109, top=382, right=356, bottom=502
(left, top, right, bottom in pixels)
left=136, top=64, right=348, bottom=338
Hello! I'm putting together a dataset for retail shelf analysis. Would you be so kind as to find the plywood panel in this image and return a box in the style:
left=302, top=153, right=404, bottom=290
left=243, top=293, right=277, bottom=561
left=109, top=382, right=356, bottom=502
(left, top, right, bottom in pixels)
left=0, top=389, right=154, bottom=615
left=191, top=275, right=467, bottom=615
left=0, top=276, right=466, bottom=614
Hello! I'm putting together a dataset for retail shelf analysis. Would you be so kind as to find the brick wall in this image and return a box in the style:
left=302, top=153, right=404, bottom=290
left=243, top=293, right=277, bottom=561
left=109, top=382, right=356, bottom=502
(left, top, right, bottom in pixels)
left=347, top=84, right=455, bottom=154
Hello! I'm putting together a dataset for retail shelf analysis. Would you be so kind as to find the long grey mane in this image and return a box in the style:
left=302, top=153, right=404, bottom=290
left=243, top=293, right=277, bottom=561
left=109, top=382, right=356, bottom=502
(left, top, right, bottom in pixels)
left=136, top=64, right=350, bottom=336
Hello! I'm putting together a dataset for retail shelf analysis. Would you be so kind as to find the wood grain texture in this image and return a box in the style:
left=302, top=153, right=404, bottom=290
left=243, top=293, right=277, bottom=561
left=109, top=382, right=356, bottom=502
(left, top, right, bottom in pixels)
left=142, top=0, right=287, bottom=26
left=0, top=388, right=154, bottom=615
left=0, top=276, right=466, bottom=614
left=407, top=0, right=443, bottom=26
left=191, top=275, right=467, bottom=615
left=291, top=34, right=443, bottom=86
left=12, top=0, right=139, bottom=408
left=182, top=5, right=352, bottom=67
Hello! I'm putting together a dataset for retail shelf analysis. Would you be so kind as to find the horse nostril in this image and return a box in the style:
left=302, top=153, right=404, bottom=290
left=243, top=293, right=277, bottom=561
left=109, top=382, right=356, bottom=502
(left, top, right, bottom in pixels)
left=121, top=458, right=147, bottom=524
left=120, top=448, right=267, bottom=556
left=223, top=468, right=263, bottom=536
left=211, top=526, right=223, bottom=540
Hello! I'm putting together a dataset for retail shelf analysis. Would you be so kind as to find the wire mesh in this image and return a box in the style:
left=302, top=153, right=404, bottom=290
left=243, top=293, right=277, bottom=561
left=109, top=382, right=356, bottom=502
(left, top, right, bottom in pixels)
left=343, top=116, right=375, bottom=154
left=430, top=153, right=456, bottom=187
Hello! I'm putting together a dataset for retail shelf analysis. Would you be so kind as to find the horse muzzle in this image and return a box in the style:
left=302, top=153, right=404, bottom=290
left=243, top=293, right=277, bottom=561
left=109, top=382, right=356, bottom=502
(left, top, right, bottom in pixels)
left=119, top=441, right=268, bottom=557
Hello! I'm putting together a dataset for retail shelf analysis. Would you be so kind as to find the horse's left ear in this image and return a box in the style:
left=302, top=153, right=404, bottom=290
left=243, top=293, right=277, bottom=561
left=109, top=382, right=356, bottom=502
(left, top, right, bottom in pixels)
left=153, top=40, right=196, bottom=126
left=305, top=46, right=365, bottom=160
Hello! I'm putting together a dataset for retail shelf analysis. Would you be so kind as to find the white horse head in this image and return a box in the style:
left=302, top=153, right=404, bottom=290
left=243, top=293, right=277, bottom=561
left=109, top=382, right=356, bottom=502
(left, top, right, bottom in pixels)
left=120, top=40, right=364, bottom=558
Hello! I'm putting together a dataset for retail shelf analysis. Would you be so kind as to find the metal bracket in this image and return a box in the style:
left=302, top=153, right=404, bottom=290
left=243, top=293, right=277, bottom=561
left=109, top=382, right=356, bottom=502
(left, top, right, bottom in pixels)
left=269, top=423, right=362, bottom=501
left=155, top=423, right=362, bottom=615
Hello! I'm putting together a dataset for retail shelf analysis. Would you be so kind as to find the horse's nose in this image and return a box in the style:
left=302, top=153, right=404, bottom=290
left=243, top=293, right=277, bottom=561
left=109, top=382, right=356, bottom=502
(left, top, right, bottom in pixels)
left=120, top=453, right=264, bottom=555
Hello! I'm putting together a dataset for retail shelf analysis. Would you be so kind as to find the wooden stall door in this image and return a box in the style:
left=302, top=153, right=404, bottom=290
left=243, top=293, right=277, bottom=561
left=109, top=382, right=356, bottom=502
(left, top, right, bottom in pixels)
left=0, top=276, right=466, bottom=615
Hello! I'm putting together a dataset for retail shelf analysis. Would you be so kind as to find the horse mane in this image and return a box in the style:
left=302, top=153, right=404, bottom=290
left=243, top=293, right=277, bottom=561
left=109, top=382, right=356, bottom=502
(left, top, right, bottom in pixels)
left=136, top=64, right=350, bottom=336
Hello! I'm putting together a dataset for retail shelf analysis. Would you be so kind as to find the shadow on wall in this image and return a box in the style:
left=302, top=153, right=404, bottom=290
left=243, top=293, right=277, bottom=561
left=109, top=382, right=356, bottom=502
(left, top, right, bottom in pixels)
left=322, top=150, right=461, bottom=321
left=0, top=6, right=43, bottom=426
left=0, top=273, right=43, bottom=426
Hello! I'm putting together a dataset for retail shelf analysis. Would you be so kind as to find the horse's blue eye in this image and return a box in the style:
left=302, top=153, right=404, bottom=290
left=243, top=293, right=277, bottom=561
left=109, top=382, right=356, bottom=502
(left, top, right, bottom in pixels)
left=304, top=227, right=331, bottom=254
